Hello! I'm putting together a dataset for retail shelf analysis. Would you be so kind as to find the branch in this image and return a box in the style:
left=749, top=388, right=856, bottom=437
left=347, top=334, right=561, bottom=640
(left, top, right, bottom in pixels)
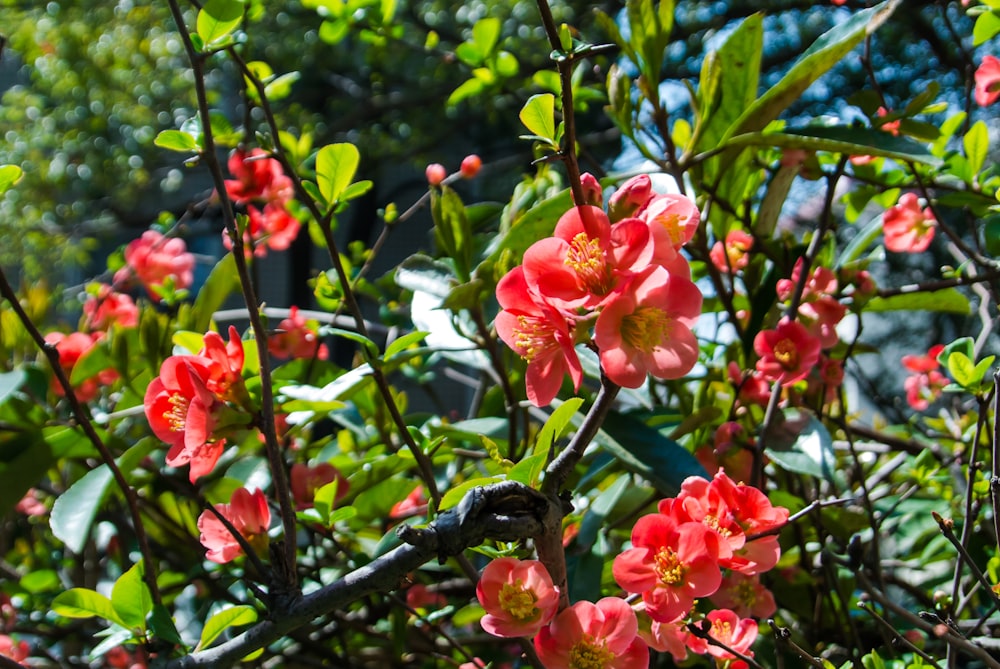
left=166, top=481, right=552, bottom=668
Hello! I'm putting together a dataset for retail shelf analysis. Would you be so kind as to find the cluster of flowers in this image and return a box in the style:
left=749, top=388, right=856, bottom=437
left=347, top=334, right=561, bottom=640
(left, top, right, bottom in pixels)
left=475, top=470, right=787, bottom=668
left=221, top=148, right=300, bottom=257
left=496, top=174, right=703, bottom=406
left=902, top=344, right=947, bottom=411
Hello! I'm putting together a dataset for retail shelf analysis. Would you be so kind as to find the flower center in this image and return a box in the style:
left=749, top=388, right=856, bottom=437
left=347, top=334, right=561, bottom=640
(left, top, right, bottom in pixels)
left=621, top=306, right=670, bottom=352
left=565, top=232, right=610, bottom=295
left=737, top=580, right=758, bottom=608
left=712, top=619, right=733, bottom=643
left=772, top=339, right=799, bottom=370
left=164, top=393, right=190, bottom=432
left=654, top=546, right=685, bottom=585
left=704, top=514, right=732, bottom=538
left=497, top=580, right=538, bottom=621
left=568, top=634, right=614, bottom=669
left=512, top=316, right=558, bottom=363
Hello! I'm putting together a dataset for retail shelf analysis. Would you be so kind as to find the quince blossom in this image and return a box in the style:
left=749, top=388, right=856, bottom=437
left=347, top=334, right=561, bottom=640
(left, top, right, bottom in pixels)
left=290, top=462, right=348, bottom=510
left=221, top=148, right=300, bottom=256
left=534, top=597, right=648, bottom=669
left=44, top=331, right=118, bottom=402
left=82, top=285, right=139, bottom=331
left=883, top=192, right=936, bottom=253
left=902, top=344, right=948, bottom=411
left=268, top=306, right=329, bottom=360
left=703, top=609, right=758, bottom=664
left=753, top=319, right=821, bottom=386
left=975, top=55, right=1000, bottom=107
left=197, top=487, right=271, bottom=564
left=709, top=229, right=754, bottom=274
left=115, top=230, right=195, bottom=302
left=476, top=557, right=559, bottom=638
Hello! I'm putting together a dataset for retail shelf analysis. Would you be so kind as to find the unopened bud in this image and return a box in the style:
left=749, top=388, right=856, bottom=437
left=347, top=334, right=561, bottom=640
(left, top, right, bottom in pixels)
left=460, top=154, right=482, bottom=179
left=425, top=163, right=446, bottom=186
left=608, top=174, right=652, bottom=221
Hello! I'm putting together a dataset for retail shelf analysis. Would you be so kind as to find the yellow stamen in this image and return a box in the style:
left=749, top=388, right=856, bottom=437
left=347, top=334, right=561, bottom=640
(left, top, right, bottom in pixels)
left=654, top=546, right=685, bottom=585
left=621, top=307, right=671, bottom=352
left=498, top=580, right=539, bottom=621
left=568, top=634, right=614, bottom=669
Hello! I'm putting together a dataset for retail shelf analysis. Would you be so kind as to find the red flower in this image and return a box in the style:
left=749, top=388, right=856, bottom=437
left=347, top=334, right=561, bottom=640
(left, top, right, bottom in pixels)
left=224, top=203, right=301, bottom=257
left=534, top=597, right=648, bottom=669
left=224, top=148, right=293, bottom=205
left=197, top=487, right=271, bottom=564
left=495, top=267, right=582, bottom=407
left=594, top=265, right=702, bottom=388
left=975, top=55, right=1000, bottom=107
left=753, top=319, right=821, bottom=386
left=198, top=326, right=246, bottom=402
left=883, top=193, right=936, bottom=253
left=44, top=331, right=118, bottom=402
left=798, top=296, right=847, bottom=349
left=115, top=230, right=195, bottom=301
left=290, top=462, right=348, bottom=510
left=636, top=192, right=700, bottom=251
left=476, top=558, right=559, bottom=638
left=613, top=513, right=722, bottom=623
left=82, top=285, right=139, bottom=331
left=776, top=259, right=837, bottom=303
left=902, top=344, right=948, bottom=411
left=268, top=306, right=329, bottom=360
left=0, top=634, right=29, bottom=662
left=144, top=356, right=227, bottom=482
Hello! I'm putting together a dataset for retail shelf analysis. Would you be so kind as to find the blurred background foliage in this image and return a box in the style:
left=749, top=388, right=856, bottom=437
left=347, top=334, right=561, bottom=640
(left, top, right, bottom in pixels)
left=0, top=0, right=977, bottom=278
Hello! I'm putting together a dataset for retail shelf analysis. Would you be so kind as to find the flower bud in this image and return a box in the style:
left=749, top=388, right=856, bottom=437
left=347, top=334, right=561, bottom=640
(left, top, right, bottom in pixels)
left=608, top=174, right=652, bottom=222
left=425, top=163, right=446, bottom=186
left=459, top=154, right=482, bottom=179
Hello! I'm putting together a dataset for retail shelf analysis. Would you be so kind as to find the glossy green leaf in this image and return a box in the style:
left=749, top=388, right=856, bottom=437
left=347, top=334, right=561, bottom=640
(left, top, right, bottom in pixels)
left=447, top=78, right=487, bottom=106
left=726, top=125, right=940, bottom=165
left=395, top=254, right=455, bottom=298
left=727, top=0, right=899, bottom=139
left=964, top=120, right=989, bottom=176
left=198, top=605, right=258, bottom=651
left=150, top=604, right=186, bottom=648
left=519, top=94, right=557, bottom=143
left=947, top=351, right=975, bottom=388
left=472, top=17, right=501, bottom=55
left=535, top=398, right=584, bottom=457
left=190, top=253, right=239, bottom=333
left=0, top=370, right=25, bottom=407
left=384, top=330, right=429, bottom=360
left=431, top=185, right=472, bottom=281
left=111, top=560, right=152, bottom=631
left=53, top=588, right=127, bottom=628
left=973, top=10, right=1000, bottom=45
left=154, top=130, right=199, bottom=152
left=196, top=0, right=244, bottom=45
left=764, top=409, right=836, bottom=481
left=439, top=476, right=503, bottom=512
left=865, top=288, right=970, bottom=315
left=316, top=143, right=360, bottom=205
left=836, top=215, right=886, bottom=267
left=592, top=411, right=708, bottom=495
left=0, top=165, right=22, bottom=193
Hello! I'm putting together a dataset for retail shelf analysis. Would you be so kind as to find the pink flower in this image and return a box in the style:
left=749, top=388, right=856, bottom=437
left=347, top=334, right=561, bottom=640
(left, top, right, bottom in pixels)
left=883, top=192, right=936, bottom=253
left=406, top=584, right=447, bottom=610
left=389, top=486, right=427, bottom=519
left=776, top=259, right=837, bottom=303
left=594, top=265, right=702, bottom=388
left=224, top=202, right=301, bottom=257
left=642, top=617, right=690, bottom=662
left=729, top=362, right=773, bottom=407
left=710, top=572, right=777, bottom=619
left=115, top=230, right=195, bottom=302
left=703, top=608, right=758, bottom=662
left=15, top=489, right=46, bottom=517
left=425, top=163, right=446, bottom=186
left=608, top=175, right=653, bottom=222
left=636, top=192, right=700, bottom=251
left=144, top=356, right=227, bottom=482
left=613, top=513, right=722, bottom=623
left=798, top=296, right=847, bottom=349
left=82, top=285, right=139, bottom=331
left=105, top=645, right=148, bottom=669
left=290, top=462, right=348, bottom=510
left=753, top=319, right=822, bottom=386
left=197, top=487, right=271, bottom=563
left=709, top=229, right=754, bottom=273
left=495, top=267, right=582, bottom=407
left=975, top=55, right=1000, bottom=106
left=0, top=634, right=29, bottom=662
left=534, top=597, right=648, bottom=669
left=268, top=306, right=329, bottom=360
left=477, top=558, right=560, bottom=638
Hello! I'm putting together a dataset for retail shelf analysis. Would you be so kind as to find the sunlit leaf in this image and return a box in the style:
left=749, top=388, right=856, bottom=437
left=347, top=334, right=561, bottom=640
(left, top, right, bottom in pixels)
left=197, top=605, right=258, bottom=651
left=316, top=143, right=360, bottom=205
left=197, top=0, right=245, bottom=45
left=519, top=94, right=557, bottom=143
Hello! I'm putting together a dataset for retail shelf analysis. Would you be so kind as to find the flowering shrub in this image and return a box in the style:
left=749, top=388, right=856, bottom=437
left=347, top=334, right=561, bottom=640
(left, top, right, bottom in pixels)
left=0, top=1, right=998, bottom=669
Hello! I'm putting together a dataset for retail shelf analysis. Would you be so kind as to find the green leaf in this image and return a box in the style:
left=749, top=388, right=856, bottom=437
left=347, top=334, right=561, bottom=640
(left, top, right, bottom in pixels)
left=837, top=215, right=886, bottom=267
left=70, top=337, right=113, bottom=386
left=964, top=120, right=989, bottom=176
left=190, top=253, right=239, bottom=333
left=947, top=351, right=975, bottom=387
left=507, top=453, right=547, bottom=487
left=198, top=605, right=258, bottom=651
left=53, top=588, right=128, bottom=628
left=472, top=17, right=501, bottom=55
left=384, top=331, right=429, bottom=360
left=591, top=411, right=708, bottom=495
left=111, top=560, right=152, bottom=632
left=395, top=254, right=456, bottom=297
left=0, top=370, right=25, bottom=407
left=865, top=288, right=970, bottom=315
left=316, top=143, right=361, bottom=205
left=196, top=0, right=245, bottom=45
left=431, top=185, right=472, bottom=281
left=150, top=604, right=186, bottom=648
left=154, top=130, right=199, bottom=153
left=937, top=337, right=974, bottom=366
left=764, top=409, right=836, bottom=481
left=727, top=1, right=899, bottom=139
left=0, top=165, right=22, bottom=194
left=519, top=94, right=557, bottom=143
left=447, top=78, right=487, bottom=106
left=50, top=440, right=156, bottom=553
left=312, top=478, right=341, bottom=526
left=974, top=10, right=1000, bottom=45
left=535, top=398, right=585, bottom=457
left=726, top=125, right=940, bottom=166
left=439, top=476, right=504, bottom=512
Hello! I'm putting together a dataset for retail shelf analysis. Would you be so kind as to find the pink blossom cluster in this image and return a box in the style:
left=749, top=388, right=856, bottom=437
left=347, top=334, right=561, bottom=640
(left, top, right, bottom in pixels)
left=475, top=471, right=787, bottom=668
left=114, top=230, right=196, bottom=302
left=883, top=192, right=937, bottom=254
left=496, top=174, right=703, bottom=406
left=222, top=148, right=300, bottom=257
left=144, top=326, right=250, bottom=483
left=267, top=306, right=329, bottom=361
left=902, top=344, right=948, bottom=411
left=197, top=487, right=271, bottom=564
